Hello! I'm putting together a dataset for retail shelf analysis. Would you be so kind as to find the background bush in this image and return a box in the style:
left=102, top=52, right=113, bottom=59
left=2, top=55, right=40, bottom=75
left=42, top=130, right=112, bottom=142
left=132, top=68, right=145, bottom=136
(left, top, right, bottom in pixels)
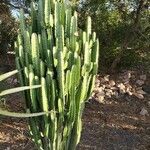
left=78, top=0, right=150, bottom=71
left=0, top=0, right=149, bottom=71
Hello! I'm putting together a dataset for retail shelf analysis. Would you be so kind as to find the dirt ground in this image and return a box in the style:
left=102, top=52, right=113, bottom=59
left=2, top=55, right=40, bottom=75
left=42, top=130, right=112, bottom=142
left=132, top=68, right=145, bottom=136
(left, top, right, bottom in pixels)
left=0, top=69, right=150, bottom=150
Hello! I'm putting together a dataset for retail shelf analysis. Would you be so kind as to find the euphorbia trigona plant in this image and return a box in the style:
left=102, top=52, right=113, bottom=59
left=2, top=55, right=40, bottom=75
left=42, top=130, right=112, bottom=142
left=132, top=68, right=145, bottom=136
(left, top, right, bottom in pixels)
left=15, top=0, right=99, bottom=149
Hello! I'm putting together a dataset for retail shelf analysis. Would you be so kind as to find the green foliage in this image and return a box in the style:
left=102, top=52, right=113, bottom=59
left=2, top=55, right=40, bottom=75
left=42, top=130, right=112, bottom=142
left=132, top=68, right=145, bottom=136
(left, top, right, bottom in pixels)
left=15, top=0, right=99, bottom=149
left=79, top=0, right=150, bottom=69
left=0, top=3, right=18, bottom=57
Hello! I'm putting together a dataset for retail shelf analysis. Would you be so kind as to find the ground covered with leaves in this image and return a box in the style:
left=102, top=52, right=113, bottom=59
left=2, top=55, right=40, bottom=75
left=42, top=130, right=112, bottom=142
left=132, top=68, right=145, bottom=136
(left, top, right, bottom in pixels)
left=0, top=69, right=150, bottom=150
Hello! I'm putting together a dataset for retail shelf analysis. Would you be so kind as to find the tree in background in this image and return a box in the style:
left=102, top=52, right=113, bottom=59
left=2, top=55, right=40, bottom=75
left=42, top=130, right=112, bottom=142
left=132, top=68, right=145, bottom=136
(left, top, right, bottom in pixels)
left=0, top=0, right=31, bottom=66
left=0, top=2, right=18, bottom=66
left=78, top=0, right=150, bottom=71
left=0, top=0, right=30, bottom=13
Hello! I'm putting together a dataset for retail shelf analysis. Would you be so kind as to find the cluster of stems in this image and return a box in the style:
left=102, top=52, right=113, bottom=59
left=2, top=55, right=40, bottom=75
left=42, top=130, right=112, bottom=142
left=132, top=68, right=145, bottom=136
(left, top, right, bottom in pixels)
left=15, top=0, right=99, bottom=149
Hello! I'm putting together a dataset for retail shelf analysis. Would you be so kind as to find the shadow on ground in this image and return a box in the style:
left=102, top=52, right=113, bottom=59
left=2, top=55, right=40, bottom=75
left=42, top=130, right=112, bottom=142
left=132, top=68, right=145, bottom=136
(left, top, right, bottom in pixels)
left=78, top=99, right=150, bottom=150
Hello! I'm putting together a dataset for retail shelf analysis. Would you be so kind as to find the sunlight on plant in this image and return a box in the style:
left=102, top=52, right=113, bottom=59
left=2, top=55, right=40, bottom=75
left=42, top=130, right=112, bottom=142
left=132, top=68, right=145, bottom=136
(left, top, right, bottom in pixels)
left=14, top=0, right=99, bottom=149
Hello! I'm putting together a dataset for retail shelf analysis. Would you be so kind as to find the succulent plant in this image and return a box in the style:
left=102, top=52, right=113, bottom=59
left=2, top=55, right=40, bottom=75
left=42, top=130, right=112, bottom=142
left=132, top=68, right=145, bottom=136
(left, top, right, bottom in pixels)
left=15, top=0, right=99, bottom=149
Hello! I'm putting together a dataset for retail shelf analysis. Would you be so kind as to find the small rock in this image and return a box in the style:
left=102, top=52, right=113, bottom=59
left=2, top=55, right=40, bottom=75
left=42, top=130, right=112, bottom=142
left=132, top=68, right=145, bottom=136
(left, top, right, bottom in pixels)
left=98, top=96, right=105, bottom=103
left=103, top=75, right=110, bottom=82
left=102, top=85, right=106, bottom=89
left=126, top=87, right=131, bottom=92
left=124, top=80, right=130, bottom=85
left=114, top=91, right=119, bottom=98
left=127, top=91, right=133, bottom=96
left=100, top=78, right=105, bottom=84
left=136, top=90, right=147, bottom=95
left=127, top=71, right=132, bottom=79
left=97, top=91, right=105, bottom=97
left=95, top=78, right=100, bottom=86
left=148, top=101, right=150, bottom=107
left=91, top=92, right=95, bottom=97
left=96, top=91, right=105, bottom=99
left=126, top=84, right=132, bottom=89
left=132, top=87, right=136, bottom=93
left=98, top=87, right=103, bottom=93
left=136, top=80, right=144, bottom=86
left=5, top=137, right=10, bottom=142
left=109, top=80, right=115, bottom=86
left=117, top=83, right=126, bottom=89
left=133, top=93, right=144, bottom=99
left=140, top=108, right=149, bottom=116
left=105, top=84, right=111, bottom=88
left=110, top=87, right=117, bottom=90
left=140, top=75, right=147, bottom=81
left=117, top=83, right=126, bottom=94
left=105, top=89, right=113, bottom=94
left=105, top=92, right=112, bottom=98
left=120, top=89, right=126, bottom=94
left=93, top=87, right=99, bottom=93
